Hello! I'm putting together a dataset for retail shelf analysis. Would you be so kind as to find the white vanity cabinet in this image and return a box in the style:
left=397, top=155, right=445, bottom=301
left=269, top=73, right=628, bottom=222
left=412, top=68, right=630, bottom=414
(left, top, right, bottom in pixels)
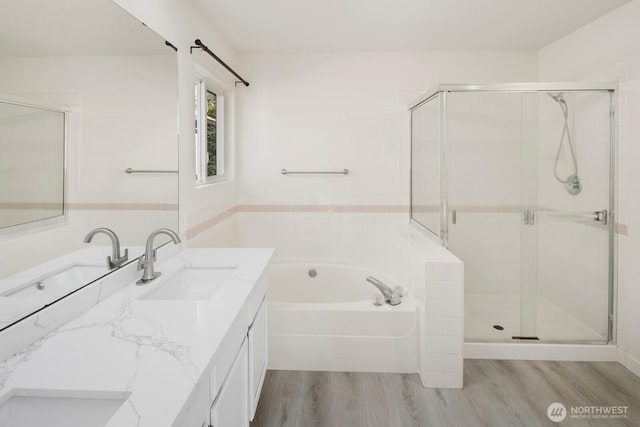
left=210, top=338, right=249, bottom=427
left=248, top=298, right=267, bottom=420
left=207, top=294, right=268, bottom=427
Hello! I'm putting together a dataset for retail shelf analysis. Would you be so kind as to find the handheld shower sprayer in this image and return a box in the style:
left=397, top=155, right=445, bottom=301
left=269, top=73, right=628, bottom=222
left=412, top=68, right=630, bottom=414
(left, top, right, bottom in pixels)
left=548, top=92, right=581, bottom=196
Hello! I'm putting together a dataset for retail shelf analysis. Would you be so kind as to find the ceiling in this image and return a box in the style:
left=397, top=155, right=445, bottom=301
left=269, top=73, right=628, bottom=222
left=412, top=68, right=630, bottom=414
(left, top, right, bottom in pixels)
left=0, top=0, right=171, bottom=57
left=192, top=0, right=630, bottom=53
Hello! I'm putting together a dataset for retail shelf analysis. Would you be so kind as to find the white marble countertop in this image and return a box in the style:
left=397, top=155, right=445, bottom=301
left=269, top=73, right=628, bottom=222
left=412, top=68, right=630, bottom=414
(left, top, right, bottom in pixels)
left=0, top=247, right=274, bottom=427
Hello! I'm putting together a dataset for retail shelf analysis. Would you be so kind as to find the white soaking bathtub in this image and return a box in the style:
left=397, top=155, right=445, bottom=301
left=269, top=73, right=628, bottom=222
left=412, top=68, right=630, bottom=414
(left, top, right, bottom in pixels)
left=267, top=263, right=418, bottom=373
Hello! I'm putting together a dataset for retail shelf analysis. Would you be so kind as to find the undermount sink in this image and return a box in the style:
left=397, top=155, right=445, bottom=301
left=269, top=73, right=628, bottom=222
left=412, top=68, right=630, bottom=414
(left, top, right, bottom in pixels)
left=139, top=265, right=237, bottom=301
left=3, top=264, right=108, bottom=299
left=0, top=389, right=128, bottom=427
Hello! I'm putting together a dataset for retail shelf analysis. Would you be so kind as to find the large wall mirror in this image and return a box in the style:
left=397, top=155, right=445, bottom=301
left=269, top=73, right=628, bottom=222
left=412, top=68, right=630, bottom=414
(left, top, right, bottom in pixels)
left=0, top=0, right=178, bottom=331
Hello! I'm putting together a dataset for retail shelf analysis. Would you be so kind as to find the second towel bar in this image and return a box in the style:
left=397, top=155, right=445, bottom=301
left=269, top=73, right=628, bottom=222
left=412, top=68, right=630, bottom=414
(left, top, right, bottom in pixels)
left=126, top=168, right=178, bottom=174
left=281, top=169, right=349, bottom=175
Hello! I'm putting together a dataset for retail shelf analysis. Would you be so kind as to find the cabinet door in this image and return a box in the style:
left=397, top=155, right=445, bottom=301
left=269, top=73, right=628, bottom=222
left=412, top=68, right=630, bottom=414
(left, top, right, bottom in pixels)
left=210, top=338, right=248, bottom=427
left=248, top=298, right=267, bottom=420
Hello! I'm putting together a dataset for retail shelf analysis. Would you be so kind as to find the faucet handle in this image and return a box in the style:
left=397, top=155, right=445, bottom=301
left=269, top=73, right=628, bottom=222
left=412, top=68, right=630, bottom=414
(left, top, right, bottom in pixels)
left=136, top=254, right=147, bottom=271
left=108, top=248, right=129, bottom=269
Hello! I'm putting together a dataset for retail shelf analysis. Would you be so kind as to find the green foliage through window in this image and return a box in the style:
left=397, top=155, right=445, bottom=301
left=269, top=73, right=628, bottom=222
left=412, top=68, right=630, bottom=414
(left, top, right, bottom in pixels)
left=206, top=90, right=217, bottom=176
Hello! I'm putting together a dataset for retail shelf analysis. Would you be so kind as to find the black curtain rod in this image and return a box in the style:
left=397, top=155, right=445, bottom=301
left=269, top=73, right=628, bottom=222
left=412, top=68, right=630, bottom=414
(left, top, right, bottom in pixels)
left=190, top=39, right=250, bottom=87
left=165, top=41, right=178, bottom=52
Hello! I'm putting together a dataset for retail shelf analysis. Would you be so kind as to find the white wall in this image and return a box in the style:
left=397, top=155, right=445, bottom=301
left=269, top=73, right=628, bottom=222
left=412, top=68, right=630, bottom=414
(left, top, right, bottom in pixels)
left=113, top=0, right=241, bottom=244
left=237, top=52, right=537, bottom=208
left=538, top=0, right=640, bottom=375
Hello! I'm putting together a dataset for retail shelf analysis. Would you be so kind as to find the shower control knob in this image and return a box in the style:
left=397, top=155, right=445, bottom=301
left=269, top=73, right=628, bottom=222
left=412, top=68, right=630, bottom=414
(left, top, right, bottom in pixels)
left=565, top=174, right=582, bottom=196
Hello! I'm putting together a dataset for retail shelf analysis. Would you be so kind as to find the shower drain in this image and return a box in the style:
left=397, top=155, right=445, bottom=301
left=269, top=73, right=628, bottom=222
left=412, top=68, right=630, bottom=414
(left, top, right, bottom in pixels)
left=493, top=324, right=504, bottom=331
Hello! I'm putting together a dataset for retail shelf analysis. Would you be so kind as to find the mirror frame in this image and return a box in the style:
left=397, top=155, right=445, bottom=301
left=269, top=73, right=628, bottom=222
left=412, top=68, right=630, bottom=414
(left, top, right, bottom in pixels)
left=0, top=96, right=69, bottom=235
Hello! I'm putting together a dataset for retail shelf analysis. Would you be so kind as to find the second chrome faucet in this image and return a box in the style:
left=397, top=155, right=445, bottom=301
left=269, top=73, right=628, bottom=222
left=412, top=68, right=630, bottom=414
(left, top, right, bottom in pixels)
left=137, top=228, right=181, bottom=285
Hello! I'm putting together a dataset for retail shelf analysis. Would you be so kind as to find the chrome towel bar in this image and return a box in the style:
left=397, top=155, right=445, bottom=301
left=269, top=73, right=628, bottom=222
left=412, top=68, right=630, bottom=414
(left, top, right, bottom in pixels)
left=125, top=168, right=178, bottom=174
left=281, top=169, right=349, bottom=175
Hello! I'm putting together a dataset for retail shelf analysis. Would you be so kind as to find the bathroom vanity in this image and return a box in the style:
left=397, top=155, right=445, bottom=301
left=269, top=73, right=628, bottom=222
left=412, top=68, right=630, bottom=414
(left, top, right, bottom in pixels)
left=0, top=248, right=273, bottom=427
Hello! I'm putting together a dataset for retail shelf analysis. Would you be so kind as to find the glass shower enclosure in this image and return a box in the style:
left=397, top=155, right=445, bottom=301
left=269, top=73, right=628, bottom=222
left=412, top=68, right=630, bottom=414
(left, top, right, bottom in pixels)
left=410, top=83, right=615, bottom=343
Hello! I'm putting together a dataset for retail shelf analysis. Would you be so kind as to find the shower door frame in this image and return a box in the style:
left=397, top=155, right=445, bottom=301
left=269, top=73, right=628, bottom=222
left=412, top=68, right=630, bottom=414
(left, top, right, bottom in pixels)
left=409, top=82, right=617, bottom=343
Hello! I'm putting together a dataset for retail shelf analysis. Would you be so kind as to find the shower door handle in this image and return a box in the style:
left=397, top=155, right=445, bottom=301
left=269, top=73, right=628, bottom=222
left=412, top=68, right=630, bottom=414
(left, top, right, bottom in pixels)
left=523, top=209, right=535, bottom=225
left=536, top=210, right=608, bottom=225
left=594, top=210, right=608, bottom=225
left=451, top=210, right=457, bottom=225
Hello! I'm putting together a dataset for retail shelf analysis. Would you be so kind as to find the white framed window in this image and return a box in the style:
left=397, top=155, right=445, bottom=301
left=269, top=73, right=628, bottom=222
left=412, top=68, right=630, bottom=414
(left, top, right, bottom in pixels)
left=195, top=78, right=225, bottom=184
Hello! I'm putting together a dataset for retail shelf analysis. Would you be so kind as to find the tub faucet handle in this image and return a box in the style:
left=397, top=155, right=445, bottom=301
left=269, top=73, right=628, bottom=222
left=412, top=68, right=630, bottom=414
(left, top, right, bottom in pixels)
left=366, top=276, right=402, bottom=306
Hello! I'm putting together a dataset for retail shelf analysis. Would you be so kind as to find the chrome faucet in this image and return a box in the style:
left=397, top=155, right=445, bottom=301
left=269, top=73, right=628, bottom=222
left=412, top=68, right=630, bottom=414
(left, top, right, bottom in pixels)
left=84, top=227, right=129, bottom=269
left=366, top=276, right=402, bottom=306
left=137, top=228, right=181, bottom=284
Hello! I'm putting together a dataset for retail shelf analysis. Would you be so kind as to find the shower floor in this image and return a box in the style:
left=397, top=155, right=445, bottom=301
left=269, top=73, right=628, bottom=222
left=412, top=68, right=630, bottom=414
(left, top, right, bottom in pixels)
left=465, top=294, right=606, bottom=342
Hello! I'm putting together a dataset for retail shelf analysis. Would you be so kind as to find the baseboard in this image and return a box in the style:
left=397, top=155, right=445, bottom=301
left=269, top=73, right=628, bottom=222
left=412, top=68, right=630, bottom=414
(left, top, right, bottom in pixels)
left=464, top=342, right=619, bottom=361
left=622, top=351, right=640, bottom=378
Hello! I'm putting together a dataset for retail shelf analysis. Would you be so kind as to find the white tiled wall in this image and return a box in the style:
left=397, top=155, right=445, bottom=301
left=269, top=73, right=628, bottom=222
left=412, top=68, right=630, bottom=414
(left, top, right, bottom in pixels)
left=187, top=214, right=239, bottom=248
left=392, top=226, right=464, bottom=389
left=238, top=211, right=405, bottom=268
left=423, top=262, right=464, bottom=388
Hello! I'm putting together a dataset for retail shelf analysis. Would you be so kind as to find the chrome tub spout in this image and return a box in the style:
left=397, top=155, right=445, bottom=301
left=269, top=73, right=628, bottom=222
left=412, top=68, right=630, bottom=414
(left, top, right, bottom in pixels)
left=366, top=276, right=402, bottom=306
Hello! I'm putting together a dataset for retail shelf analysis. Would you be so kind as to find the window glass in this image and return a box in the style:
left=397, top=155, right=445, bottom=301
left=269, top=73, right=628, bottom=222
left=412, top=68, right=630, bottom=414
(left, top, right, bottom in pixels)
left=206, top=90, right=217, bottom=176
left=195, top=80, right=224, bottom=183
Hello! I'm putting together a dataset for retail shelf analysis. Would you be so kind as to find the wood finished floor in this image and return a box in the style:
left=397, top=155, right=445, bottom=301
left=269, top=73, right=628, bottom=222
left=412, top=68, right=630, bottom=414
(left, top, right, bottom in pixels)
left=251, top=360, right=640, bottom=427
